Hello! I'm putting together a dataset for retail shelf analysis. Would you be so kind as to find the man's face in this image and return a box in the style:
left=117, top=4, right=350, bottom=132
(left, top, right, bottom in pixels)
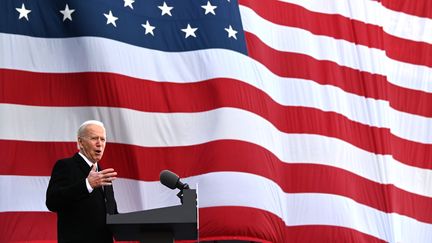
left=78, top=124, right=106, bottom=163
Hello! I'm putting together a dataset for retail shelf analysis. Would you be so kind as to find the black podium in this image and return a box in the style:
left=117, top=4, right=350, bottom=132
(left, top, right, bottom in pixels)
left=107, top=189, right=198, bottom=243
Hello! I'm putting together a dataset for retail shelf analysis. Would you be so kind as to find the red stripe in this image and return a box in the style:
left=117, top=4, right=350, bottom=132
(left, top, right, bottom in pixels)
left=2, top=67, right=383, bottom=110
left=239, top=0, right=384, bottom=49
left=390, top=135, right=432, bottom=169
left=245, top=33, right=432, bottom=119
left=0, top=208, right=385, bottom=243
left=385, top=34, right=432, bottom=68
left=0, top=140, right=77, bottom=176
left=2, top=140, right=432, bottom=224
left=1, top=69, right=432, bottom=169
left=381, top=0, right=432, bottom=19
left=388, top=82, right=432, bottom=118
left=284, top=225, right=385, bottom=243
left=199, top=207, right=386, bottom=243
left=0, top=211, right=150, bottom=243
left=244, top=33, right=388, bottom=101
left=0, top=212, right=57, bottom=242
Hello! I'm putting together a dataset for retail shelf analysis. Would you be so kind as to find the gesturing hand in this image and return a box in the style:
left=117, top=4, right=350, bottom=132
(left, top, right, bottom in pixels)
left=87, top=165, right=117, bottom=189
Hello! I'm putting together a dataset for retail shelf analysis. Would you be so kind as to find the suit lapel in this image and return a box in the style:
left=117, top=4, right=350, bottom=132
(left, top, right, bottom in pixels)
left=73, top=153, right=92, bottom=176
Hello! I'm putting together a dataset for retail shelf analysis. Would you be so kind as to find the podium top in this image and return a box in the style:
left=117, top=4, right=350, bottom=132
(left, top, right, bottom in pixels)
left=107, top=189, right=198, bottom=241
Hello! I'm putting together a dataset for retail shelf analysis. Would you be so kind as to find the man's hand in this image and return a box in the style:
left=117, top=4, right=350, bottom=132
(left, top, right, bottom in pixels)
left=87, top=165, right=117, bottom=188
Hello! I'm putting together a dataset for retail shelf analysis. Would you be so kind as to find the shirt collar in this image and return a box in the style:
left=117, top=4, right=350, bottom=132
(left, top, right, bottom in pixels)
left=78, top=152, right=97, bottom=169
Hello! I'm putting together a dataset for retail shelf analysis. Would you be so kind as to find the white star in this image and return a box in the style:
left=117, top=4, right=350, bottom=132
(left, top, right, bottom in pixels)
left=141, top=20, right=156, bottom=36
left=104, top=10, right=118, bottom=27
left=16, top=3, right=31, bottom=21
left=60, top=4, right=75, bottom=22
left=201, top=1, right=217, bottom=15
left=124, top=0, right=135, bottom=9
left=224, top=25, right=238, bottom=40
left=181, top=24, right=198, bottom=38
left=158, top=2, right=173, bottom=16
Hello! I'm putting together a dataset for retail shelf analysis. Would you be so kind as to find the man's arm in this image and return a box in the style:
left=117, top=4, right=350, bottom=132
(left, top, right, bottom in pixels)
left=45, top=160, right=89, bottom=212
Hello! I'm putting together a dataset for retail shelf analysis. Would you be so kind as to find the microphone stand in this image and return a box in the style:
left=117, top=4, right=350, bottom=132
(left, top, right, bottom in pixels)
left=177, top=183, right=190, bottom=204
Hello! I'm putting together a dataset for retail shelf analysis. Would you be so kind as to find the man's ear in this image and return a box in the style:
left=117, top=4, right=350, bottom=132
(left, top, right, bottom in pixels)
left=77, top=137, right=83, bottom=149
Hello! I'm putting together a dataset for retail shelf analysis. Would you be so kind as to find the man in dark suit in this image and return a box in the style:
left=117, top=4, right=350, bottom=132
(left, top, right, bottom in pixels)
left=46, top=120, right=119, bottom=243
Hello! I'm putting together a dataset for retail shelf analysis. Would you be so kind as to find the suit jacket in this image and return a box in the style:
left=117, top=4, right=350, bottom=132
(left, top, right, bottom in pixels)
left=46, top=153, right=118, bottom=243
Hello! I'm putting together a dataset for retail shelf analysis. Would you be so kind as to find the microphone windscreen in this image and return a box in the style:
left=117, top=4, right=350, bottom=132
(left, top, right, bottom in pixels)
left=160, top=170, right=179, bottom=189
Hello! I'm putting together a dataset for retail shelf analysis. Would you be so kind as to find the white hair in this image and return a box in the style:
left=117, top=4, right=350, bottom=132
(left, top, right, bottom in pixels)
left=77, top=120, right=105, bottom=150
left=77, top=120, right=105, bottom=137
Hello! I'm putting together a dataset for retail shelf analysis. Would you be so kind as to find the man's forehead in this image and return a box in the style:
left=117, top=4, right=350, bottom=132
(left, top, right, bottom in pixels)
left=85, top=124, right=106, bottom=134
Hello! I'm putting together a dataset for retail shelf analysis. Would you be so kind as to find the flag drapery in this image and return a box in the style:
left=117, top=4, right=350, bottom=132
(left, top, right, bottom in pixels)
left=1, top=0, right=432, bottom=242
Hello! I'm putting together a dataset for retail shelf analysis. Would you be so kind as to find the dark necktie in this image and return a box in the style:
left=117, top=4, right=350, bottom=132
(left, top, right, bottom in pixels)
left=89, top=164, right=117, bottom=214
left=104, top=185, right=118, bottom=215
left=95, top=164, right=118, bottom=215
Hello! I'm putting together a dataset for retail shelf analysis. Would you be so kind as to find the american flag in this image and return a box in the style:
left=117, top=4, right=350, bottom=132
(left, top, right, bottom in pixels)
left=1, top=0, right=432, bottom=242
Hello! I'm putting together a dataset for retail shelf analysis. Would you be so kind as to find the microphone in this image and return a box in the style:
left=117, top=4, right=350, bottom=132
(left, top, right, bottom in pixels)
left=159, top=170, right=189, bottom=190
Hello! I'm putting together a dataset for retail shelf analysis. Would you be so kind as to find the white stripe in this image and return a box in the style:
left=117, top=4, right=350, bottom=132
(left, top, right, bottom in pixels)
left=1, top=104, right=431, bottom=198
left=1, top=174, right=431, bottom=243
left=0, top=175, right=50, bottom=212
left=2, top=33, right=432, bottom=141
left=240, top=5, right=432, bottom=94
left=385, top=59, right=432, bottom=93
left=0, top=175, right=177, bottom=213
left=276, top=0, right=432, bottom=45
left=277, top=0, right=383, bottom=26
left=382, top=8, right=432, bottom=45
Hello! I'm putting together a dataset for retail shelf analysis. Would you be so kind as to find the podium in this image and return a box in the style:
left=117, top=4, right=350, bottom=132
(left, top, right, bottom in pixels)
left=107, top=189, right=198, bottom=243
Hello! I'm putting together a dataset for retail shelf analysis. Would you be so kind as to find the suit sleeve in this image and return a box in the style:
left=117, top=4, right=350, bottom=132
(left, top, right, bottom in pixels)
left=45, top=159, right=90, bottom=212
